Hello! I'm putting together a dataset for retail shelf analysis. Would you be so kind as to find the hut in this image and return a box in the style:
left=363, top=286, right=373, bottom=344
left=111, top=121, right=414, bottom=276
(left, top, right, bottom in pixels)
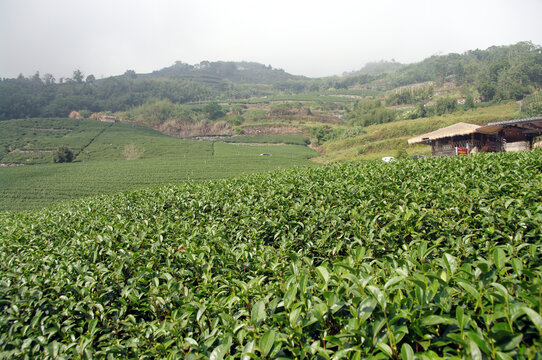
left=100, top=115, right=118, bottom=123
left=477, top=117, right=542, bottom=151
left=407, top=122, right=501, bottom=157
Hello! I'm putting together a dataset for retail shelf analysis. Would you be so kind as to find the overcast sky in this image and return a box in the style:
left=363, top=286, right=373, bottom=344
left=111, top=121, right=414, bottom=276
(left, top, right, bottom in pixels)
left=1, top=0, right=541, bottom=79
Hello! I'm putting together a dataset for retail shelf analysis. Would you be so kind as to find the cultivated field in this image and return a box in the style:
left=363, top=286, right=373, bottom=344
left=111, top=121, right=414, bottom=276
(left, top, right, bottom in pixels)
left=1, top=150, right=541, bottom=358
left=0, top=119, right=317, bottom=210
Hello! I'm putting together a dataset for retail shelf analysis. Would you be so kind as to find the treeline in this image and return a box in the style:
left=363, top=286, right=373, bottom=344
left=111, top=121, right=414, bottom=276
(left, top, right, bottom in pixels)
left=1, top=42, right=540, bottom=121
left=347, top=100, right=397, bottom=126
left=0, top=72, right=214, bottom=120
left=389, top=41, right=542, bottom=100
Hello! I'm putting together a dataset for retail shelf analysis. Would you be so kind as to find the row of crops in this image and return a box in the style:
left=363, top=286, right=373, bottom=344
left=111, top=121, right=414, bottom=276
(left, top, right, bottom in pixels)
left=1, top=150, right=541, bottom=359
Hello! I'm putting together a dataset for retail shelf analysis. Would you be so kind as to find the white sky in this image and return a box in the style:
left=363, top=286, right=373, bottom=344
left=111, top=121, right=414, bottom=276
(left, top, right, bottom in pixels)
left=1, top=0, right=541, bottom=79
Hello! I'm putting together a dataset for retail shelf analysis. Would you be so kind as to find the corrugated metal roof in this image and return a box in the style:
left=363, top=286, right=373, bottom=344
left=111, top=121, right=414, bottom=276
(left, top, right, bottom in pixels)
left=408, top=122, right=480, bottom=145
left=487, top=116, right=542, bottom=126
left=478, top=116, right=542, bottom=135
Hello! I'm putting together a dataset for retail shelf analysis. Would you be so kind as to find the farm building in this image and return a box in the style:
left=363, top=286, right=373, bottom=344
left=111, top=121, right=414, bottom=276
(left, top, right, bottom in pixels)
left=407, top=122, right=501, bottom=157
left=100, top=115, right=118, bottom=123
left=408, top=117, right=542, bottom=156
left=477, top=117, right=542, bottom=151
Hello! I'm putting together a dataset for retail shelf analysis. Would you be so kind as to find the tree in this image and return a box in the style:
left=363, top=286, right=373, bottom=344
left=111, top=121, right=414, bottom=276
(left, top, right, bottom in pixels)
left=124, top=70, right=137, bottom=79
left=43, top=73, right=55, bottom=85
left=454, top=62, right=466, bottom=85
left=85, top=74, right=96, bottom=83
left=464, top=95, right=475, bottom=110
left=477, top=81, right=497, bottom=102
left=203, top=102, right=225, bottom=120
left=72, top=69, right=84, bottom=83
left=436, top=97, right=457, bottom=115
left=31, top=71, right=41, bottom=82
left=416, top=102, right=427, bottom=118
left=53, top=146, right=74, bottom=163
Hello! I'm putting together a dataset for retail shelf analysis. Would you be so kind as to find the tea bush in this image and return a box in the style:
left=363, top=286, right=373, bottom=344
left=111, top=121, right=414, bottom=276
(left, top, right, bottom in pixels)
left=1, top=150, right=541, bottom=359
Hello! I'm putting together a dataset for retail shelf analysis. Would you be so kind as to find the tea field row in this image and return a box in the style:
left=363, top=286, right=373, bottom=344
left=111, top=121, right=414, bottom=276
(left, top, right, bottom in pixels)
left=0, top=150, right=541, bottom=358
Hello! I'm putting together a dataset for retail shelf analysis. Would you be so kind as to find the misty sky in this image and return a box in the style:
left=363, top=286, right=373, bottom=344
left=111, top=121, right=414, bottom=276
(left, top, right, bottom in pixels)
left=1, top=0, right=541, bottom=79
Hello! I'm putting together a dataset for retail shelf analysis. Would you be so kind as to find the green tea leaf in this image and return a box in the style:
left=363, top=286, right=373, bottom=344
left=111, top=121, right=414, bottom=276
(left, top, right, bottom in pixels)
left=466, top=331, right=491, bottom=355
left=259, top=330, right=275, bottom=357
left=468, top=339, right=482, bottom=360
left=283, top=285, right=297, bottom=309
left=367, top=286, right=386, bottom=311
left=443, top=253, right=458, bottom=275
left=251, top=300, right=266, bottom=324
left=241, top=340, right=255, bottom=360
left=493, top=248, right=506, bottom=271
left=400, top=343, right=415, bottom=360
left=521, top=306, right=542, bottom=334
left=209, top=342, right=231, bottom=360
left=421, top=315, right=456, bottom=327
left=358, top=297, right=378, bottom=323
left=316, top=266, right=330, bottom=285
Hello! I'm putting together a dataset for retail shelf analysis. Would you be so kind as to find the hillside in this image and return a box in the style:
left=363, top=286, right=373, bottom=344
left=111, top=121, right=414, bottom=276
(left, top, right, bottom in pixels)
left=0, top=118, right=317, bottom=210
left=1, top=150, right=541, bottom=358
left=1, top=41, right=541, bottom=164
left=145, top=60, right=305, bottom=84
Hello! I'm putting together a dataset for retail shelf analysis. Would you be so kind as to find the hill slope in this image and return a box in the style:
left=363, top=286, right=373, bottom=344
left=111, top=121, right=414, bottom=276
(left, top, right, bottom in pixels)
left=145, top=60, right=305, bottom=84
left=0, top=118, right=317, bottom=210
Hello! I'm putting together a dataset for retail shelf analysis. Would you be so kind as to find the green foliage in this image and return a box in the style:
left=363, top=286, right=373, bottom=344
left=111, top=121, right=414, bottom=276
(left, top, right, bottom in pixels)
left=0, top=75, right=212, bottom=120
left=477, top=79, right=499, bottom=102
left=78, top=109, right=92, bottom=118
left=349, top=99, right=397, bottom=126
left=395, top=148, right=409, bottom=159
left=1, top=42, right=541, bottom=122
left=436, top=97, right=458, bottom=115
left=386, top=85, right=433, bottom=106
left=268, top=102, right=304, bottom=117
left=310, top=125, right=333, bottom=144
left=203, top=102, right=226, bottom=120
left=52, top=145, right=74, bottom=163
left=464, top=94, right=475, bottom=110
left=1, top=150, right=541, bottom=358
left=388, top=42, right=542, bottom=96
left=522, top=91, right=542, bottom=116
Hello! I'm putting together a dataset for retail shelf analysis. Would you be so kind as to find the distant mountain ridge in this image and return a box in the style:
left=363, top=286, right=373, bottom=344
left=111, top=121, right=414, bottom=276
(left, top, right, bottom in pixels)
left=140, top=60, right=306, bottom=84
left=1, top=41, right=540, bottom=121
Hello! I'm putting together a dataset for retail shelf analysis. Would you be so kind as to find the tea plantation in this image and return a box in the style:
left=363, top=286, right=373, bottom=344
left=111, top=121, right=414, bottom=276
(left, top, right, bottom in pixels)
left=1, top=150, right=541, bottom=359
left=0, top=118, right=317, bottom=211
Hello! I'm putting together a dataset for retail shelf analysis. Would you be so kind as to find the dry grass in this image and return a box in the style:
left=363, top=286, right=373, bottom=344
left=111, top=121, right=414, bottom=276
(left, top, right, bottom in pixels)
left=122, top=142, right=145, bottom=160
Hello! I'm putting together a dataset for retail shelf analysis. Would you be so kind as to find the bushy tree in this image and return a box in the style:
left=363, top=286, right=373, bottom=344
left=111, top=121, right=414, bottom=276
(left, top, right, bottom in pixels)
left=436, top=97, right=457, bottom=115
left=203, top=102, right=225, bottom=120
left=53, top=146, right=74, bottom=163
left=464, top=95, right=475, bottom=110
left=72, top=69, right=84, bottom=84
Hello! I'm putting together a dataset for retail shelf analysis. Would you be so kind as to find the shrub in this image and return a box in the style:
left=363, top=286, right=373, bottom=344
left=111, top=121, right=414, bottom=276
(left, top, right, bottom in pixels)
left=53, top=146, right=74, bottom=163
